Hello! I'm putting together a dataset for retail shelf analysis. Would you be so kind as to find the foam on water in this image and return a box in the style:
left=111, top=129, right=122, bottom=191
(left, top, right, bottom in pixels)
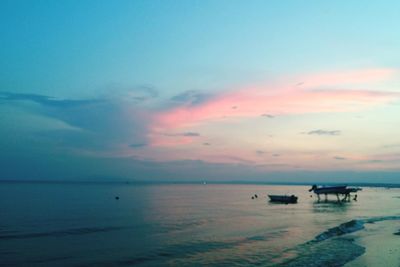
left=79, top=216, right=400, bottom=267
left=276, top=215, right=400, bottom=266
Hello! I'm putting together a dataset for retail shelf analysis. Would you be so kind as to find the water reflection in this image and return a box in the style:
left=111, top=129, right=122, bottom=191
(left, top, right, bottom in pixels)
left=1, top=183, right=400, bottom=266
left=312, top=200, right=352, bottom=214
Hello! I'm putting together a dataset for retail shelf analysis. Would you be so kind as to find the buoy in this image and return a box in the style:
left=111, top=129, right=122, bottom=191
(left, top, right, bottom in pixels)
left=115, top=196, right=120, bottom=200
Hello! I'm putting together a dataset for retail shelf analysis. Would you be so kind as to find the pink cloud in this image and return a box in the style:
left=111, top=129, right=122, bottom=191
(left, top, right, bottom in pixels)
left=149, top=68, right=398, bottom=146
left=299, top=68, right=396, bottom=87
left=155, top=89, right=398, bottom=128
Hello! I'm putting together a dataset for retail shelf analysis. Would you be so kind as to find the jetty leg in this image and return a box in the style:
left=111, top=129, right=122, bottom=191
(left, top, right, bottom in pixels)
left=336, top=193, right=341, bottom=202
left=317, top=194, right=321, bottom=202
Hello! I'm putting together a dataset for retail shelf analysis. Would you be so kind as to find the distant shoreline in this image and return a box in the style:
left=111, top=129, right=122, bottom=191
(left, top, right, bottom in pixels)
left=1, top=179, right=400, bottom=188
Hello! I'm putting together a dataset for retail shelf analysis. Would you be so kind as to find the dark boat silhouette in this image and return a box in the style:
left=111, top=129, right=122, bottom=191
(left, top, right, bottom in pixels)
left=309, top=185, right=362, bottom=201
left=309, top=185, right=347, bottom=194
left=268, top=195, right=298, bottom=204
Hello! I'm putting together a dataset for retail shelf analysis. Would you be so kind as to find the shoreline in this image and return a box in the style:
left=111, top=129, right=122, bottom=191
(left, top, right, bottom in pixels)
left=345, top=220, right=400, bottom=266
left=276, top=216, right=400, bottom=266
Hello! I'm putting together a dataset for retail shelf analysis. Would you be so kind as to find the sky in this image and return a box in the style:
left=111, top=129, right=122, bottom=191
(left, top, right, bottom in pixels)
left=1, top=0, right=400, bottom=183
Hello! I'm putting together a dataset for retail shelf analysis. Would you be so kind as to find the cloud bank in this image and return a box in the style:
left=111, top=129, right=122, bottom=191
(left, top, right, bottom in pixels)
left=1, top=68, right=400, bottom=181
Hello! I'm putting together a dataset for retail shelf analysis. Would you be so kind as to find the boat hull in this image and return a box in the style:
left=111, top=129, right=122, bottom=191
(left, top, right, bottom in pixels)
left=268, top=195, right=298, bottom=203
left=313, top=186, right=347, bottom=194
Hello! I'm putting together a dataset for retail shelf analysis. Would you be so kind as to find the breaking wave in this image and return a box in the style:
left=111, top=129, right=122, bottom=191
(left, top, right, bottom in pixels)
left=276, top=215, right=400, bottom=267
left=313, top=215, right=400, bottom=243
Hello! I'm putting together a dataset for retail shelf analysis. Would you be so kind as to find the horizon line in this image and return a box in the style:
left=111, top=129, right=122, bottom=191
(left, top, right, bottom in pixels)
left=1, top=179, right=400, bottom=188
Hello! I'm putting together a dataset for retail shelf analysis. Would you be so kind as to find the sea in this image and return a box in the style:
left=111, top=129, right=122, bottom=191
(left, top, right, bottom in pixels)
left=1, top=182, right=400, bottom=266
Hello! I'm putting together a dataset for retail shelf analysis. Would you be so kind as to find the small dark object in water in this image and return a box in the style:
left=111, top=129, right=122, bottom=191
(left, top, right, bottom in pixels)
left=268, top=194, right=298, bottom=204
left=115, top=196, right=120, bottom=200
left=254, top=194, right=258, bottom=198
left=251, top=196, right=254, bottom=199
left=394, top=230, right=400, bottom=236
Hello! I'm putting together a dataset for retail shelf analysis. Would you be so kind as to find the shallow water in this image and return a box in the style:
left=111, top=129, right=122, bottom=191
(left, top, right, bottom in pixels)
left=1, top=183, right=400, bottom=266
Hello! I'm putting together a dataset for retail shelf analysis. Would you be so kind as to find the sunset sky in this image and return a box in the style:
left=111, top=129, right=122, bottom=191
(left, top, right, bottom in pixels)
left=1, top=0, right=400, bottom=182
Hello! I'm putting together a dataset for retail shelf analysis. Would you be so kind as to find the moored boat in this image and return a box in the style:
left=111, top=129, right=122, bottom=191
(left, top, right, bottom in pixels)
left=268, top=195, right=298, bottom=204
left=309, top=185, right=362, bottom=201
left=309, top=185, right=347, bottom=194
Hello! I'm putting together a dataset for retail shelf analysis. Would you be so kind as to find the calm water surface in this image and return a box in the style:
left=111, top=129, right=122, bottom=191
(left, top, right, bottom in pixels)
left=1, top=183, right=400, bottom=266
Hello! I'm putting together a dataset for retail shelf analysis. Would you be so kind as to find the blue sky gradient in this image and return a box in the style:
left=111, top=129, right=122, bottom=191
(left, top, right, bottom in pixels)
left=1, top=1, right=400, bottom=182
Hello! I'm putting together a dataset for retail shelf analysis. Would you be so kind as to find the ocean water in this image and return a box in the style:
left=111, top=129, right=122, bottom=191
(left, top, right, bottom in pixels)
left=1, top=182, right=400, bottom=266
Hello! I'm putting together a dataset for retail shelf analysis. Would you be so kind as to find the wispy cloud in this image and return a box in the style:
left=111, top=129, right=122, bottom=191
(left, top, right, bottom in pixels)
left=304, top=130, right=341, bottom=136
left=261, top=113, right=274, bottom=118
left=148, top=131, right=202, bottom=147
left=0, top=92, right=101, bottom=107
left=170, top=90, right=212, bottom=106
left=164, top=132, right=200, bottom=137
left=382, top=144, right=400, bottom=149
left=300, top=68, right=396, bottom=87
left=103, top=84, right=159, bottom=103
left=129, top=143, right=147, bottom=148
left=1, top=68, right=398, bottom=171
left=154, top=69, right=398, bottom=130
left=149, top=131, right=202, bottom=147
left=256, top=150, right=265, bottom=155
left=126, top=85, right=158, bottom=102
left=0, top=91, right=152, bottom=154
left=211, top=155, right=255, bottom=165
